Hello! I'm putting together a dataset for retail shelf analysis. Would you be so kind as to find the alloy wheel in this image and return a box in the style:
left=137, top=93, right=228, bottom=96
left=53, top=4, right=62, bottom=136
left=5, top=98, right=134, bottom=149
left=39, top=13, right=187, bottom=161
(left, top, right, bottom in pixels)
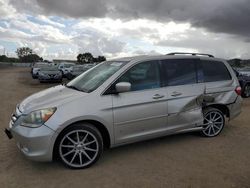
left=202, top=110, right=224, bottom=137
left=59, top=130, right=99, bottom=168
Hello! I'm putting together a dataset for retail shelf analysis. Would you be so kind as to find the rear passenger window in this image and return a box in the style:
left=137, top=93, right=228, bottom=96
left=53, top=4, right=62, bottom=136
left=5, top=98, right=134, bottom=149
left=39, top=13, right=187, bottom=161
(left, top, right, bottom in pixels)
left=163, top=59, right=197, bottom=86
left=202, top=60, right=231, bottom=82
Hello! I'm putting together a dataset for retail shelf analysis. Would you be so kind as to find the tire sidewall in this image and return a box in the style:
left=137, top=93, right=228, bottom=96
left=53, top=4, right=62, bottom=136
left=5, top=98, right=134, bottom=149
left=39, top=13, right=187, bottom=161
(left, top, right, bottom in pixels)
left=56, top=123, right=103, bottom=169
left=201, top=107, right=225, bottom=137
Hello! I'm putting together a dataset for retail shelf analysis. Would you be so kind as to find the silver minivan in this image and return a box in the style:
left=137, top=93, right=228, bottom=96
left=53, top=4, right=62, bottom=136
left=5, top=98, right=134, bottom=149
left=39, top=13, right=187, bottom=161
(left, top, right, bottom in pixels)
left=5, top=53, right=242, bottom=169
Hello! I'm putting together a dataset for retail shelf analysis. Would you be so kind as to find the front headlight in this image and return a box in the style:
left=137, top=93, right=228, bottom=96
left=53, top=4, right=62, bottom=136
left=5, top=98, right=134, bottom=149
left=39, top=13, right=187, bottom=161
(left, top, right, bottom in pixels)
left=21, top=107, right=57, bottom=128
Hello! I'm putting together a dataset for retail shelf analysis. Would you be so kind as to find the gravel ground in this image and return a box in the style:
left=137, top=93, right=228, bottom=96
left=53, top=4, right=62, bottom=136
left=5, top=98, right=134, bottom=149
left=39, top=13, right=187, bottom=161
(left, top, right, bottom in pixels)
left=0, top=67, right=250, bottom=188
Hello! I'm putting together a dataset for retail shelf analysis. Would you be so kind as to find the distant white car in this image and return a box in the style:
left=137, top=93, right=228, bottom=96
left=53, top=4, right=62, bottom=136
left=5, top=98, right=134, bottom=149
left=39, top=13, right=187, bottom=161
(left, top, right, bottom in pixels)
left=38, top=65, right=62, bottom=83
left=31, top=62, right=48, bottom=79
left=66, top=64, right=96, bottom=80
left=58, top=62, right=75, bottom=77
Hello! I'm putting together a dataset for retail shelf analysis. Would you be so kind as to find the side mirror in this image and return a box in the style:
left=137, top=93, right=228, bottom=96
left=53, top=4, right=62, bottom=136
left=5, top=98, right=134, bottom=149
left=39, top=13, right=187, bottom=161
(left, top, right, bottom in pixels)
left=115, top=82, right=131, bottom=93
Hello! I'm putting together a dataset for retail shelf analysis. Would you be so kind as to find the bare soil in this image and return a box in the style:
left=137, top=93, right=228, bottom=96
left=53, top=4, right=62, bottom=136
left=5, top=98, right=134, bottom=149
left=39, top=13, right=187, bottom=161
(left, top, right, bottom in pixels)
left=0, top=67, right=250, bottom=188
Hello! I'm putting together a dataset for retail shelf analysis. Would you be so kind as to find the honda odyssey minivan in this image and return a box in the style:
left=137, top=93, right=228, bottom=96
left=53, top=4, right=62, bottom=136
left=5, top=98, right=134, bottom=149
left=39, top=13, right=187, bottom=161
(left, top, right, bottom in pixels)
left=5, top=53, right=242, bottom=169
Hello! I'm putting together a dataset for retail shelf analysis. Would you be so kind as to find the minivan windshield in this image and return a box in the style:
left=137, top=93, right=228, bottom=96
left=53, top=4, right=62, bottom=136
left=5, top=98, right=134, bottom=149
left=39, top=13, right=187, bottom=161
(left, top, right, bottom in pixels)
left=66, top=61, right=128, bottom=93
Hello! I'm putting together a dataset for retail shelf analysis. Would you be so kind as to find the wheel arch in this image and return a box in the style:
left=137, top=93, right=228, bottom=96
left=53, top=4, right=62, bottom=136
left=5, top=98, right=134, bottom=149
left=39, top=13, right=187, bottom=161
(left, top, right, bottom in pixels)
left=203, top=104, right=230, bottom=118
left=53, top=119, right=111, bottom=161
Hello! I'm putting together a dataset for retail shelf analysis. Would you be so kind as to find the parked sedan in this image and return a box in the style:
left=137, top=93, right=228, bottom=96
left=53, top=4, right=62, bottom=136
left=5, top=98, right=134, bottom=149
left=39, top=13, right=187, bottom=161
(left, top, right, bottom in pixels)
left=58, top=62, right=75, bottom=77
left=31, top=62, right=48, bottom=79
left=66, top=65, right=94, bottom=80
left=38, top=66, right=62, bottom=83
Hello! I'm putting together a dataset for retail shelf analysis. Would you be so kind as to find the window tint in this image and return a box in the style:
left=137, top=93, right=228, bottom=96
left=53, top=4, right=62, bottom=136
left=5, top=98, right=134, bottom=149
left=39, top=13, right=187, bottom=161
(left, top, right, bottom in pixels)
left=202, top=60, right=231, bottom=82
left=118, top=61, right=161, bottom=91
left=163, top=59, right=197, bottom=86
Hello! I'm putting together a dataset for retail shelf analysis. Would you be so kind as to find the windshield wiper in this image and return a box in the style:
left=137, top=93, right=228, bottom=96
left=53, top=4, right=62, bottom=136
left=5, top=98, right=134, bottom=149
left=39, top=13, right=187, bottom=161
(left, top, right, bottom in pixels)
left=65, top=85, right=85, bottom=92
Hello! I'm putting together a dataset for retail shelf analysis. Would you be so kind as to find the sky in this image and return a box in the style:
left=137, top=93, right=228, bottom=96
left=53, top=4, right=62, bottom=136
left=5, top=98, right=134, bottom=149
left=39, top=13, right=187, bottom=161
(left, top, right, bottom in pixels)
left=0, top=0, right=250, bottom=60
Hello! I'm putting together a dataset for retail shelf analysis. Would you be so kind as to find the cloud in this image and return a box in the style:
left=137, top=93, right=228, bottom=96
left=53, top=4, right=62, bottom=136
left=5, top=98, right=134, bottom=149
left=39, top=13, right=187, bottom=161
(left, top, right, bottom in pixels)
left=8, top=0, right=250, bottom=40
left=10, top=0, right=107, bottom=18
left=0, top=0, right=17, bottom=19
left=72, top=30, right=126, bottom=57
left=2, top=0, right=250, bottom=59
left=36, top=15, right=65, bottom=28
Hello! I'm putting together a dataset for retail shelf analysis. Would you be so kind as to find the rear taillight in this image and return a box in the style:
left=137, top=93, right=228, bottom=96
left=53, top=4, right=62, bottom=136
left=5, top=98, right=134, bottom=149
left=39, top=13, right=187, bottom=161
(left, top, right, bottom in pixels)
left=235, top=86, right=242, bottom=96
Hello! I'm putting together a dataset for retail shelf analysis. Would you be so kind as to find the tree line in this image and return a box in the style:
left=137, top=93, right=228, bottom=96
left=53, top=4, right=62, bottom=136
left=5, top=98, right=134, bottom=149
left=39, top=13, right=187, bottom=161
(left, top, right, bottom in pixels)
left=0, top=47, right=106, bottom=64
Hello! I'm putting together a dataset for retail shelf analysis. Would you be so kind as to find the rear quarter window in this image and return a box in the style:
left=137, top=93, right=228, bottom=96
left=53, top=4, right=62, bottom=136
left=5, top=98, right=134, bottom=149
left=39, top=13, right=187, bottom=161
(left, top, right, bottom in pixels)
left=202, top=60, right=231, bottom=82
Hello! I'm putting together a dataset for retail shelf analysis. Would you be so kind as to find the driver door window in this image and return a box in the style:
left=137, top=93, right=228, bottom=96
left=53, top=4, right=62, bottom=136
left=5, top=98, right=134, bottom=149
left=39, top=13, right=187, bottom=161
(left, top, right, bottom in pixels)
left=117, top=61, right=161, bottom=91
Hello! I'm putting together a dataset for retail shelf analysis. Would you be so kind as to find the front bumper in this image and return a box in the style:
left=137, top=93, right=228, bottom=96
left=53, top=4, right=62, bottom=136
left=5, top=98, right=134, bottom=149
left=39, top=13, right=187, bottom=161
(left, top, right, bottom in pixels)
left=39, top=74, right=62, bottom=81
left=6, top=121, right=57, bottom=162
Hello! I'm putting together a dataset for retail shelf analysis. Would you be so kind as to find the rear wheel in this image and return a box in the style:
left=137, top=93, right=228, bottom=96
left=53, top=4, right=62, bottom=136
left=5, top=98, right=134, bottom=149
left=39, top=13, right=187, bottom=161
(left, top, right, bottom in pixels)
left=57, top=124, right=103, bottom=169
left=201, top=107, right=225, bottom=137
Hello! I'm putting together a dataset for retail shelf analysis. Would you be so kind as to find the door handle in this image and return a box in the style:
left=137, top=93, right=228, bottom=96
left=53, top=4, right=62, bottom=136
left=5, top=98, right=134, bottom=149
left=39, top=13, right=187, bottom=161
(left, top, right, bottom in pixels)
left=153, top=94, right=165, bottom=99
left=171, top=91, right=182, bottom=97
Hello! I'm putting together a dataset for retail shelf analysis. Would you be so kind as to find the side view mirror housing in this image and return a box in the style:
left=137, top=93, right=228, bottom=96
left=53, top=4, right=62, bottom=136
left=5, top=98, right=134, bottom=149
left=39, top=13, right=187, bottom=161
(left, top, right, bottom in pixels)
left=115, top=82, right=131, bottom=93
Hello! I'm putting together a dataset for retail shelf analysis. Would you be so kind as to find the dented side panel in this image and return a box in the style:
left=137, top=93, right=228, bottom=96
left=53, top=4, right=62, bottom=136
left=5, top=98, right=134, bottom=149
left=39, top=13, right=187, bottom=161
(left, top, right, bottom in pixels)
left=167, top=83, right=205, bottom=129
left=205, top=80, right=237, bottom=104
left=204, top=79, right=242, bottom=119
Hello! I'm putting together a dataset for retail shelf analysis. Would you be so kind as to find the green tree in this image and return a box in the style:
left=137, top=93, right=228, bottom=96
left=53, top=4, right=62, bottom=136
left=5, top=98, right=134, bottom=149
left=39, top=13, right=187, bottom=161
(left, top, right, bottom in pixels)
left=96, top=56, right=106, bottom=63
left=77, top=53, right=106, bottom=64
left=21, top=54, right=43, bottom=62
left=0, top=55, right=20, bottom=62
left=16, top=47, right=33, bottom=58
left=77, top=52, right=94, bottom=64
left=16, top=47, right=43, bottom=62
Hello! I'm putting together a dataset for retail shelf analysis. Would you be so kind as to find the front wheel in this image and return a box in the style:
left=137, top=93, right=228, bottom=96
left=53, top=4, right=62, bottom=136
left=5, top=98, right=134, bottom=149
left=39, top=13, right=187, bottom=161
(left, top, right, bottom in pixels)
left=201, top=107, right=225, bottom=137
left=57, top=124, right=103, bottom=169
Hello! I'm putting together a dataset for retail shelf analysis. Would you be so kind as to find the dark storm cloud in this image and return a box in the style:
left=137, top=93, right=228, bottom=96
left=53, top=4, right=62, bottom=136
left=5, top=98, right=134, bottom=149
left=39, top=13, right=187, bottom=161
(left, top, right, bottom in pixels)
left=9, top=0, right=250, bottom=39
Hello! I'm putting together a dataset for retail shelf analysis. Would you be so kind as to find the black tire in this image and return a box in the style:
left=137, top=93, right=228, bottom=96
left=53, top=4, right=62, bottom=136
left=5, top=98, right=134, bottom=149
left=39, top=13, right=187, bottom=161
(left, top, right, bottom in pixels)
left=200, top=107, right=225, bottom=137
left=242, top=84, right=250, bottom=98
left=55, top=123, right=103, bottom=169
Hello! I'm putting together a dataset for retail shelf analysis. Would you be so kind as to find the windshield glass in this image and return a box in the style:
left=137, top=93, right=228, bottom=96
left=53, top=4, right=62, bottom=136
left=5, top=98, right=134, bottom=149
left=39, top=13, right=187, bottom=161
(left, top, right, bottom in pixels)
left=65, top=64, right=75, bottom=68
left=73, top=66, right=85, bottom=71
left=67, top=61, right=128, bottom=93
left=40, top=66, right=59, bottom=71
left=34, top=63, right=47, bottom=68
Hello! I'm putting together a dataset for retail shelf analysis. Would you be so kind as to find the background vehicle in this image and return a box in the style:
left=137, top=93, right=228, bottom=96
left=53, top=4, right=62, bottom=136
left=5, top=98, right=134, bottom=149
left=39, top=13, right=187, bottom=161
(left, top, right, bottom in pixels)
left=38, top=65, right=62, bottom=83
left=66, top=64, right=96, bottom=80
left=58, top=62, right=75, bottom=77
left=234, top=69, right=250, bottom=97
left=31, top=62, right=48, bottom=79
left=6, top=53, right=242, bottom=169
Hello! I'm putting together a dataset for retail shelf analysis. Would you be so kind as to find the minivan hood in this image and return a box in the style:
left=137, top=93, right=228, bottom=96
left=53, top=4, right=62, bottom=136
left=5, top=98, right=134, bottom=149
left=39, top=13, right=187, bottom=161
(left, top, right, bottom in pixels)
left=19, top=85, right=85, bottom=114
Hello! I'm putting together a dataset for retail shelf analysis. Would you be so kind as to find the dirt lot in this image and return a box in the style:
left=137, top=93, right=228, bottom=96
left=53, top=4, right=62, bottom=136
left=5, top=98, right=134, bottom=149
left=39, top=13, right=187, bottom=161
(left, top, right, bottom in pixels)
left=0, top=67, right=250, bottom=188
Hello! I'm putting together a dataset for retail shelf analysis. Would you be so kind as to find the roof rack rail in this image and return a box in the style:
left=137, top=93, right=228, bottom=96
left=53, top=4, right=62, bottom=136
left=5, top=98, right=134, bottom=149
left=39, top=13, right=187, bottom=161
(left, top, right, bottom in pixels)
left=167, top=52, right=214, bottom=58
